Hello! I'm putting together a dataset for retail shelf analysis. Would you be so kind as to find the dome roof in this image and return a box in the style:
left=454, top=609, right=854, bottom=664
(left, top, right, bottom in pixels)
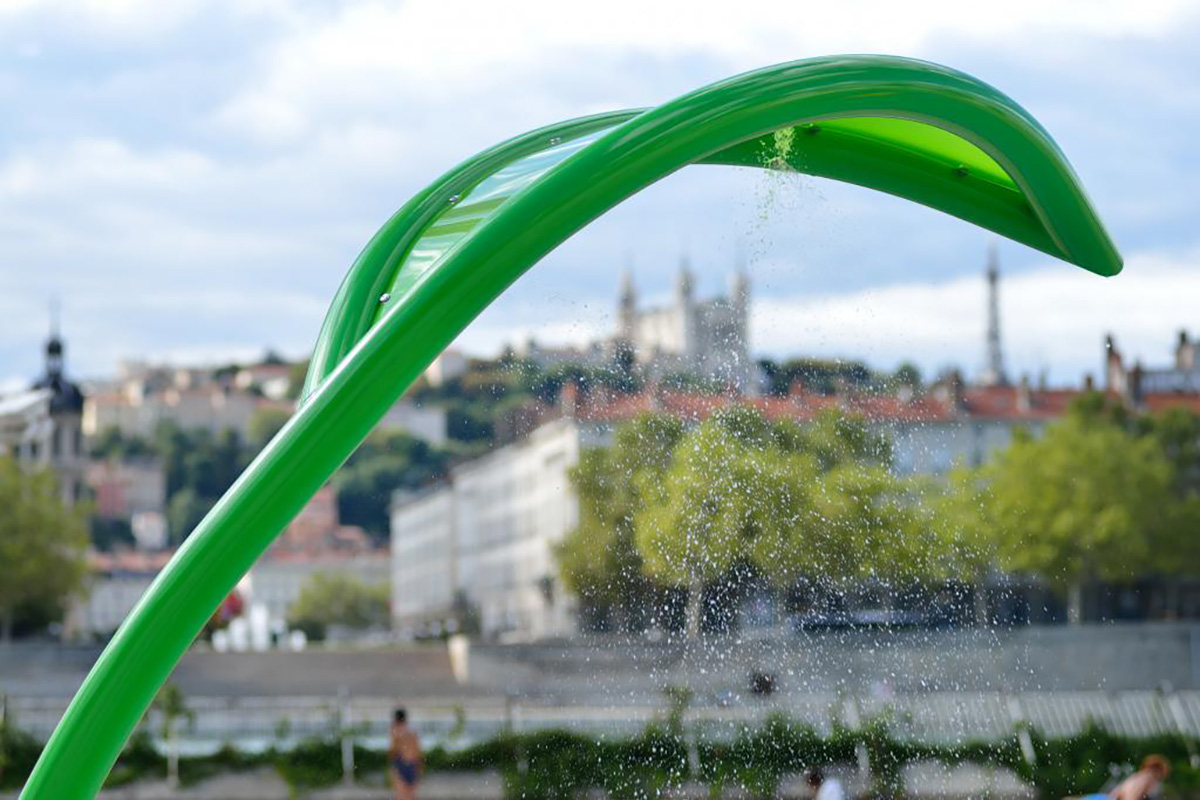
left=32, top=333, right=84, bottom=415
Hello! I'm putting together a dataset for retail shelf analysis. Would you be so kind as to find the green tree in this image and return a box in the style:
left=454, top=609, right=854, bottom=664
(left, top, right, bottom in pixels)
left=287, top=573, right=390, bottom=640
left=892, top=361, right=922, bottom=390
left=89, top=516, right=135, bottom=551
left=0, top=458, right=89, bottom=641
left=89, top=426, right=152, bottom=460
left=634, top=407, right=929, bottom=635
left=247, top=407, right=292, bottom=452
left=557, top=413, right=684, bottom=631
left=166, top=488, right=213, bottom=544
left=333, top=430, right=451, bottom=540
left=972, top=409, right=1191, bottom=622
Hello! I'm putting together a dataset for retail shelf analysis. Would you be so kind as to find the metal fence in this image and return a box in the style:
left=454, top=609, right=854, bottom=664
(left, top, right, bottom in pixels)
left=6, top=690, right=1200, bottom=755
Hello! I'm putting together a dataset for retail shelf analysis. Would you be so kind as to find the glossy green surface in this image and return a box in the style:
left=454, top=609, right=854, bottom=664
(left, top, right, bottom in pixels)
left=21, top=55, right=1120, bottom=800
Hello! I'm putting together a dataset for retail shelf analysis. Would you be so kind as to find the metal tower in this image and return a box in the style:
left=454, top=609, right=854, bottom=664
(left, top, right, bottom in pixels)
left=981, top=245, right=1009, bottom=387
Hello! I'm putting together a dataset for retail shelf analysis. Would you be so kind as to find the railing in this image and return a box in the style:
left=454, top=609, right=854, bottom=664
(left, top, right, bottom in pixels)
left=7, top=690, right=1200, bottom=752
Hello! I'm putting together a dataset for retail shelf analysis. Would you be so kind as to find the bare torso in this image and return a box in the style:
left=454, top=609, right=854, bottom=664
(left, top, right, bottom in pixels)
left=1110, top=770, right=1160, bottom=800
left=389, top=724, right=423, bottom=800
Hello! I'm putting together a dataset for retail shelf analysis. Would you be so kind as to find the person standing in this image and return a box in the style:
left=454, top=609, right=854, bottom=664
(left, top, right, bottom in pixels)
left=807, top=768, right=845, bottom=800
left=389, top=707, right=424, bottom=800
left=1108, top=755, right=1170, bottom=800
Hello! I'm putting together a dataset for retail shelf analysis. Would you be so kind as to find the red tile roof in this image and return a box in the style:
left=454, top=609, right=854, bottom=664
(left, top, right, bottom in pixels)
left=569, top=384, right=1083, bottom=426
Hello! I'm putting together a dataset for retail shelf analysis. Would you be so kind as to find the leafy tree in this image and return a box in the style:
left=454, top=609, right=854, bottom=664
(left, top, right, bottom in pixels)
left=90, top=516, right=135, bottom=551
left=1135, top=406, right=1200, bottom=497
left=152, top=423, right=248, bottom=541
left=247, top=407, right=292, bottom=452
left=287, top=573, right=390, bottom=640
left=892, top=362, right=922, bottom=390
left=658, top=371, right=725, bottom=395
left=0, top=458, right=89, bottom=641
left=633, top=406, right=930, bottom=634
left=333, top=430, right=451, bottom=541
left=968, top=407, right=1193, bottom=622
left=167, top=488, right=213, bottom=544
left=557, top=413, right=684, bottom=631
left=759, top=357, right=879, bottom=396
left=89, top=426, right=152, bottom=460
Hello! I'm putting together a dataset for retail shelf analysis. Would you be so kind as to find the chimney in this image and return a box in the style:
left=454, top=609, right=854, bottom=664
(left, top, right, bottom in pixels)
left=1016, top=374, right=1032, bottom=414
left=933, top=369, right=966, bottom=412
left=1084, top=373, right=1095, bottom=391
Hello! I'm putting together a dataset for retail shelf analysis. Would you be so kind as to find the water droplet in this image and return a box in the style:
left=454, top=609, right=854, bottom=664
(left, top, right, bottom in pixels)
left=448, top=194, right=460, bottom=204
left=379, top=293, right=391, bottom=303
left=549, top=136, right=562, bottom=145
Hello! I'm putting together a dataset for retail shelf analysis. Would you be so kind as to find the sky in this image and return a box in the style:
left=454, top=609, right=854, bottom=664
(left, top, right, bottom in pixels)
left=1, top=0, right=1199, bottom=391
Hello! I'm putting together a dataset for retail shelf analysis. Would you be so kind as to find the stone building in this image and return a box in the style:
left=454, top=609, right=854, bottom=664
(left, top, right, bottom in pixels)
left=617, top=261, right=753, bottom=391
left=516, top=260, right=755, bottom=393
left=0, top=325, right=85, bottom=505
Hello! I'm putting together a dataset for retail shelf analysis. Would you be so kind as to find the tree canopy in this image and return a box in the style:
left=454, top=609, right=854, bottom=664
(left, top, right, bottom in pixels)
left=287, top=572, right=390, bottom=640
left=0, top=458, right=89, bottom=640
left=635, top=406, right=931, bottom=590
left=560, top=406, right=944, bottom=632
left=556, top=413, right=684, bottom=630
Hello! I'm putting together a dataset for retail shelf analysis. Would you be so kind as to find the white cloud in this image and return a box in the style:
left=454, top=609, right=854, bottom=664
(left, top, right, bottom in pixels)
left=211, top=0, right=1199, bottom=144
left=752, top=247, right=1200, bottom=382
left=1, top=0, right=1197, bottom=387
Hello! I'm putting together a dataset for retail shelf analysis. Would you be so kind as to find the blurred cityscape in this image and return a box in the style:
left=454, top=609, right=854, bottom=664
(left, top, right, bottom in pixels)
left=6, top=250, right=1200, bottom=797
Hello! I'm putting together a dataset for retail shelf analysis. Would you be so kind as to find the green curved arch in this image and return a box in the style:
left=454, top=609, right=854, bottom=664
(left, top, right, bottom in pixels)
left=20, top=55, right=1120, bottom=799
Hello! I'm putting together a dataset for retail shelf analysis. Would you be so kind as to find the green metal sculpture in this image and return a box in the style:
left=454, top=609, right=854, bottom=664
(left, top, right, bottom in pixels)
left=20, top=55, right=1121, bottom=799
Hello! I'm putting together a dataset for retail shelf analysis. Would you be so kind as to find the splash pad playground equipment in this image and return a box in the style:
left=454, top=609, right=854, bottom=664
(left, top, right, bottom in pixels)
left=21, top=55, right=1121, bottom=799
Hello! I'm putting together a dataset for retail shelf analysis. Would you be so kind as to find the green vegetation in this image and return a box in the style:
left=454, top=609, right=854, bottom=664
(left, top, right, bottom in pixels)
left=5, top=705, right=1200, bottom=798
left=332, top=430, right=454, bottom=539
left=564, top=395, right=1200, bottom=629
left=561, top=407, right=947, bottom=632
left=287, top=572, right=390, bottom=640
left=758, top=356, right=905, bottom=396
left=0, top=458, right=89, bottom=641
left=557, top=413, right=686, bottom=632
left=89, top=420, right=459, bottom=546
left=941, top=394, right=1200, bottom=622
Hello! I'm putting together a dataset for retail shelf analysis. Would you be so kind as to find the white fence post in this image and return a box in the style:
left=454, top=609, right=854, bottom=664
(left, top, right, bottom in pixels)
left=338, top=685, right=354, bottom=787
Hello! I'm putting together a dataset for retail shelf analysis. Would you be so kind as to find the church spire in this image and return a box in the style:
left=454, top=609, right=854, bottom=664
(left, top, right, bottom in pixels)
left=45, top=297, right=64, bottom=381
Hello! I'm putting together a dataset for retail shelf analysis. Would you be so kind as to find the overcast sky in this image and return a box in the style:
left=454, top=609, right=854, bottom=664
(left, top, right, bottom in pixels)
left=2, top=0, right=1198, bottom=390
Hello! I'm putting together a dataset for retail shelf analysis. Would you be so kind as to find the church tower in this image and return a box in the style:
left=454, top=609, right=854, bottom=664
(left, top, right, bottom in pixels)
left=675, top=257, right=696, bottom=362
left=979, top=245, right=1009, bottom=388
left=32, top=304, right=85, bottom=506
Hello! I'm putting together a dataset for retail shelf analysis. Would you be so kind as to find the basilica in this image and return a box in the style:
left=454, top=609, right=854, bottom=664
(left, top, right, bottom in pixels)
left=518, top=259, right=755, bottom=393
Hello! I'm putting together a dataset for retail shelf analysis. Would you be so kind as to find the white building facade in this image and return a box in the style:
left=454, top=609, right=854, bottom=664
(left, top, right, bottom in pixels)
left=391, top=418, right=597, bottom=640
